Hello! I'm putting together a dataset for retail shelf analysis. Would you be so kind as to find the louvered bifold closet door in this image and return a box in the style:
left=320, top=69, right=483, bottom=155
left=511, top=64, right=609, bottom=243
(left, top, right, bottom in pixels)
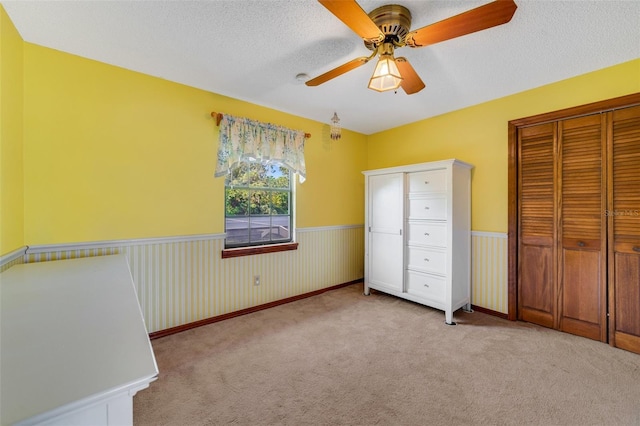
left=609, top=105, right=640, bottom=354
left=518, top=123, right=556, bottom=328
left=558, top=114, right=607, bottom=341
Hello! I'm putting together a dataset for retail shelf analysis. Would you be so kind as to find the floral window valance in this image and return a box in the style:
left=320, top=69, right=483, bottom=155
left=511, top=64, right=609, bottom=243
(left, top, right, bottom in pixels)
left=214, top=114, right=307, bottom=183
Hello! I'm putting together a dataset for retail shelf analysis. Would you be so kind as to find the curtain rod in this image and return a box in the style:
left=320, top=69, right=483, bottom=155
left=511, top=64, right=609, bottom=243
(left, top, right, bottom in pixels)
left=211, top=112, right=311, bottom=139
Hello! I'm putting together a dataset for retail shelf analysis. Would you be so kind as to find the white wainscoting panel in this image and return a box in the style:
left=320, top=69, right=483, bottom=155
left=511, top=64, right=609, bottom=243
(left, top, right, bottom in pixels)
left=21, top=226, right=364, bottom=333
left=471, top=231, right=508, bottom=314
left=3, top=228, right=509, bottom=332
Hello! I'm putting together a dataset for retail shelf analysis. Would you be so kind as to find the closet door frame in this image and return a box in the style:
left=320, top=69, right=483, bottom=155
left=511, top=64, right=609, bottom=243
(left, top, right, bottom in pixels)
left=508, top=93, right=640, bottom=322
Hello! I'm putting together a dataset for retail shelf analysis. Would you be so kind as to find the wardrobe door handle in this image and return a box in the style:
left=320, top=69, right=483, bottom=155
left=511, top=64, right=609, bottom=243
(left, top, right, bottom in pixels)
left=577, top=241, right=586, bottom=247
left=424, top=258, right=430, bottom=262
left=424, top=232, right=430, bottom=236
left=633, top=246, right=640, bottom=253
left=424, top=181, right=430, bottom=185
left=424, top=206, right=430, bottom=210
left=423, top=283, right=430, bottom=288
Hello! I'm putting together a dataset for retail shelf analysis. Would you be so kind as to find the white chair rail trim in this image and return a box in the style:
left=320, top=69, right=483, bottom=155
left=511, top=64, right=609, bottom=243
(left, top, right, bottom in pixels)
left=9, top=228, right=498, bottom=260
left=25, top=233, right=226, bottom=255
left=296, top=224, right=364, bottom=233
left=0, top=246, right=28, bottom=265
left=471, top=231, right=507, bottom=239
left=23, top=225, right=366, bottom=255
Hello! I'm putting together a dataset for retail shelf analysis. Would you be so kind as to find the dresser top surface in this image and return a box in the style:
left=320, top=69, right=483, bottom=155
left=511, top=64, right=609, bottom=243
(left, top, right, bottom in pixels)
left=1, top=255, right=158, bottom=425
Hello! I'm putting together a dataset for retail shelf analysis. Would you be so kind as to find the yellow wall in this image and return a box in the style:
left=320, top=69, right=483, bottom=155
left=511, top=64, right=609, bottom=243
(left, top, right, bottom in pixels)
left=22, top=43, right=367, bottom=245
left=0, top=5, right=24, bottom=255
left=367, top=59, right=640, bottom=232
left=4, top=6, right=638, bottom=324
left=13, top=14, right=639, bottom=245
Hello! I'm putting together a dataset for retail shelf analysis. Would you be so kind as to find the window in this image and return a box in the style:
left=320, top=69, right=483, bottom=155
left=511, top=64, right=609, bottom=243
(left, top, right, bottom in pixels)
left=225, top=162, right=292, bottom=248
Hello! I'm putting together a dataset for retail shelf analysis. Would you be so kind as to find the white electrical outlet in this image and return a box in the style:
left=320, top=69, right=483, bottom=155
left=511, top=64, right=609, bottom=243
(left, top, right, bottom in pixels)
left=254, top=275, right=260, bottom=286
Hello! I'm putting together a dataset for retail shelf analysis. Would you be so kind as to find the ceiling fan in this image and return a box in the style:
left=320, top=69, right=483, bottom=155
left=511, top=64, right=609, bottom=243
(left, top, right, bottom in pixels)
left=306, top=0, right=517, bottom=94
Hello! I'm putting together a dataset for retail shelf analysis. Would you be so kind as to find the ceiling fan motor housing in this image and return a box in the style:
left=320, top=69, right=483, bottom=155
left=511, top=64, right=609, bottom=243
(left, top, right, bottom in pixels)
left=364, top=4, right=412, bottom=50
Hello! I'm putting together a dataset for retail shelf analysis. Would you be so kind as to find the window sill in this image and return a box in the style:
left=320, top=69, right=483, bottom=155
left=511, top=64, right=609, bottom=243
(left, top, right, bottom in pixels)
left=221, top=242, right=299, bottom=259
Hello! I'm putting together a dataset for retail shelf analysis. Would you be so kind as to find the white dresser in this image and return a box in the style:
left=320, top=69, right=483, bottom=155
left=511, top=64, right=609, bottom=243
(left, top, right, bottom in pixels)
left=1, top=255, right=158, bottom=426
left=363, top=159, right=473, bottom=324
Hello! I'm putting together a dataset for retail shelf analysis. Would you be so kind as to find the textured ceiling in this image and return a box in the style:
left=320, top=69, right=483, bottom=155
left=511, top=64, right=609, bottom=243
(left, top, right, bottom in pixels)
left=2, top=0, right=639, bottom=134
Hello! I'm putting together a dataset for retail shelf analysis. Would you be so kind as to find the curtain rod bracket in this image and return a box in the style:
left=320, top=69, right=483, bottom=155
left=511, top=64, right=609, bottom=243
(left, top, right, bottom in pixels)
left=211, top=112, right=223, bottom=126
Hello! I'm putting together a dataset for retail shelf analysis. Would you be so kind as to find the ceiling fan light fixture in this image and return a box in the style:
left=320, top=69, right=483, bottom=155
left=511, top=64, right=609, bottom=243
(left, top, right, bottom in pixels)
left=368, top=54, right=403, bottom=92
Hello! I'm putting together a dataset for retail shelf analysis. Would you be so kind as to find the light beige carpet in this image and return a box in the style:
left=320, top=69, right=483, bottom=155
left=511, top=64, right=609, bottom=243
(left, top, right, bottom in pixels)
left=134, top=283, right=640, bottom=425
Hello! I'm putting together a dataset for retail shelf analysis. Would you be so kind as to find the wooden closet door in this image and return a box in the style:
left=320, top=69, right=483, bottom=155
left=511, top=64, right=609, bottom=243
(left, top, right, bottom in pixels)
left=558, top=115, right=607, bottom=341
left=609, top=105, right=640, bottom=354
left=518, top=123, right=556, bottom=328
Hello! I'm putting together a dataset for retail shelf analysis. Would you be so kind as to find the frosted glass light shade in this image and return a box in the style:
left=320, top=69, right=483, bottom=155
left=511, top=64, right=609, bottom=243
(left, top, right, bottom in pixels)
left=368, top=55, right=402, bottom=92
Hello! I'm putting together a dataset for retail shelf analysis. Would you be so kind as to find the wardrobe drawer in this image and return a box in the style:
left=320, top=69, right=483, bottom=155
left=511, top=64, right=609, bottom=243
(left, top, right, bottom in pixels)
left=406, top=271, right=446, bottom=302
left=406, top=221, right=447, bottom=248
left=408, top=170, right=447, bottom=194
left=407, top=247, right=447, bottom=275
left=408, top=197, right=447, bottom=220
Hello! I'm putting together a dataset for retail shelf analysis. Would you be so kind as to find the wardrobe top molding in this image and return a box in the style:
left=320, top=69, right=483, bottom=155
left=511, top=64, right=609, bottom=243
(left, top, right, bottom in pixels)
left=362, top=159, right=474, bottom=176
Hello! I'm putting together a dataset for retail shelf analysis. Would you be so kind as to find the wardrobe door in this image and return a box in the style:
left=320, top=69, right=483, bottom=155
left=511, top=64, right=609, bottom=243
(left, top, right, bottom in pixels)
left=609, top=105, right=640, bottom=354
left=558, top=115, right=607, bottom=341
left=518, top=123, right=556, bottom=328
left=367, top=173, right=405, bottom=292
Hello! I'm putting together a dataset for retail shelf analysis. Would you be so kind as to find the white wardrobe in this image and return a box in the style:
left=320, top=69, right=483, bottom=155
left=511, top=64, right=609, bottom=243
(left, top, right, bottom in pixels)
left=363, top=159, right=473, bottom=324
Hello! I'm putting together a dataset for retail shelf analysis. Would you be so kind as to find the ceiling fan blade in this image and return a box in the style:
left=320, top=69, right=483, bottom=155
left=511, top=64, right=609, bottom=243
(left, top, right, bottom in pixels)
left=305, top=56, right=372, bottom=87
left=396, top=58, right=425, bottom=95
left=318, top=0, right=383, bottom=42
left=405, top=0, right=517, bottom=48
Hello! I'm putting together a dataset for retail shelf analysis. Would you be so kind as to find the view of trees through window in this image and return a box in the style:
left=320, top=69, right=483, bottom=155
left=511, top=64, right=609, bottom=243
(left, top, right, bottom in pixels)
left=225, top=162, right=292, bottom=247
